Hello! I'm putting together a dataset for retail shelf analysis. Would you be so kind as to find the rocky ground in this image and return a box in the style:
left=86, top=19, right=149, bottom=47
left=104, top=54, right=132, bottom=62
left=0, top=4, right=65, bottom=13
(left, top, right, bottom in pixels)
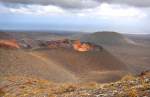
left=0, top=72, right=149, bottom=97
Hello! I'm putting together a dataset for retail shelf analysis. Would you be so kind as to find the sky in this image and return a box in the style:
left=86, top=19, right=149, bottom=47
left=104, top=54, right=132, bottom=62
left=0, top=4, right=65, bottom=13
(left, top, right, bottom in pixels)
left=0, top=0, right=150, bottom=34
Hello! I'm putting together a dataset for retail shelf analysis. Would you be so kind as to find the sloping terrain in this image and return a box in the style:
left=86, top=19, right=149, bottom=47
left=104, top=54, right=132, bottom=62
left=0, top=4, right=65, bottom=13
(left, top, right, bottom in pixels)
left=103, top=34, right=150, bottom=74
left=104, top=45, right=150, bottom=73
left=33, top=48, right=128, bottom=83
left=75, top=31, right=150, bottom=75
left=0, top=49, right=77, bottom=83
left=0, top=47, right=128, bottom=83
left=0, top=71, right=149, bottom=97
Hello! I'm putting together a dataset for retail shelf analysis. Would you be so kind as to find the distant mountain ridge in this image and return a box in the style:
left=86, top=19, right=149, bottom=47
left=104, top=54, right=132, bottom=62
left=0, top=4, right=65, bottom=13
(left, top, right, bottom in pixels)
left=0, top=32, right=12, bottom=39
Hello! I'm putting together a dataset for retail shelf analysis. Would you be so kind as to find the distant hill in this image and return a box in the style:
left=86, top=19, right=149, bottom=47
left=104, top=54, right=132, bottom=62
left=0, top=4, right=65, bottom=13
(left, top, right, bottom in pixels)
left=80, top=31, right=136, bottom=46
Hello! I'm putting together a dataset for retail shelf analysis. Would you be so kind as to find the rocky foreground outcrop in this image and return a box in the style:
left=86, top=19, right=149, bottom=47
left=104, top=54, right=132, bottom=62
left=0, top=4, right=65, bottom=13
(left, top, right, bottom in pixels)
left=0, top=71, right=149, bottom=97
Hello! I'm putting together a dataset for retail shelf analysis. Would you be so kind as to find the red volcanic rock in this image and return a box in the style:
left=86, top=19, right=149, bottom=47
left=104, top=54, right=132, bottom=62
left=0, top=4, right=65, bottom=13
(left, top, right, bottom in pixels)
left=73, top=40, right=93, bottom=52
left=0, top=39, right=20, bottom=49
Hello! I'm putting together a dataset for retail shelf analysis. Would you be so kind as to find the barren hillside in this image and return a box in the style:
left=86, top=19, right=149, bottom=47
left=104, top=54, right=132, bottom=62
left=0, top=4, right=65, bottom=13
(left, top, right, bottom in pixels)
left=0, top=49, right=77, bottom=83
left=80, top=31, right=136, bottom=46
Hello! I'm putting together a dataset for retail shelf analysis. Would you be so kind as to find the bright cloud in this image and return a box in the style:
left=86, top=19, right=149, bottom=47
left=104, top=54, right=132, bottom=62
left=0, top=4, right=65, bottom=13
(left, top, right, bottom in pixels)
left=77, top=3, right=147, bottom=19
left=0, top=4, right=66, bottom=15
left=9, top=5, right=66, bottom=15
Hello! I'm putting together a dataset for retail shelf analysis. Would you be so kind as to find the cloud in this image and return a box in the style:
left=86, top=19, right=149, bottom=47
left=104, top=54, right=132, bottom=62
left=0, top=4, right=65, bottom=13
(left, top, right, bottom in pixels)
left=78, top=3, right=147, bottom=19
left=0, top=2, right=147, bottom=19
left=9, top=5, right=66, bottom=15
left=0, top=0, right=150, bottom=9
left=99, top=0, right=150, bottom=7
left=0, top=0, right=99, bottom=9
left=0, top=3, right=66, bottom=15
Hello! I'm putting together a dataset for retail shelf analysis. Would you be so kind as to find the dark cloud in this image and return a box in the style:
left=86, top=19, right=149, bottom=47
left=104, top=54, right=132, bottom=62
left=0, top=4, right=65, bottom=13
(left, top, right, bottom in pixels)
left=0, top=0, right=150, bottom=9
left=0, top=0, right=99, bottom=9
